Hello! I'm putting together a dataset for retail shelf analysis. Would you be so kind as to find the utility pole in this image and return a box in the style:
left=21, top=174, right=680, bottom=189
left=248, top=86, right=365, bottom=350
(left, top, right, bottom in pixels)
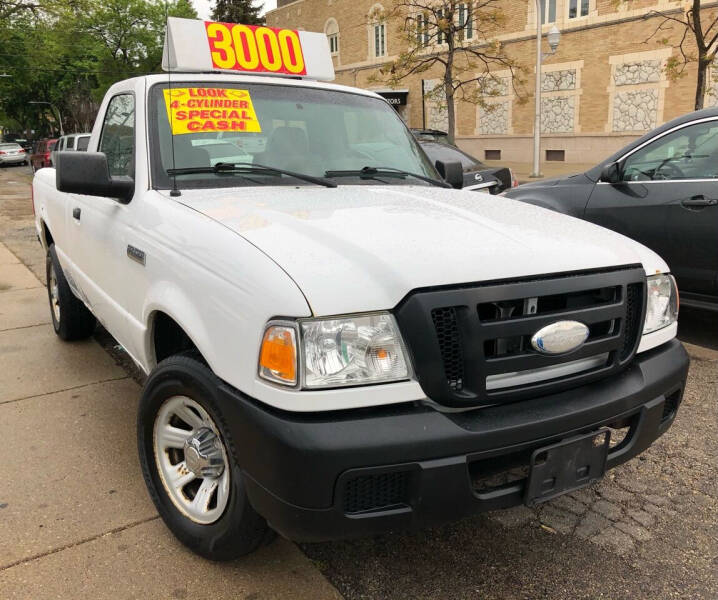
left=530, top=1, right=561, bottom=178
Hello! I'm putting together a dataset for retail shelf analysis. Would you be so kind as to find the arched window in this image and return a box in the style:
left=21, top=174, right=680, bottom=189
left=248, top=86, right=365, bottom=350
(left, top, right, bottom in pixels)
left=325, top=18, right=339, bottom=55
left=368, top=4, right=387, bottom=59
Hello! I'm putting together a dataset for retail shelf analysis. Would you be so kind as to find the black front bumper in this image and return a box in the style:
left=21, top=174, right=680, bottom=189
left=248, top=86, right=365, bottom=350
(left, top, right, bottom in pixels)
left=221, top=339, right=688, bottom=542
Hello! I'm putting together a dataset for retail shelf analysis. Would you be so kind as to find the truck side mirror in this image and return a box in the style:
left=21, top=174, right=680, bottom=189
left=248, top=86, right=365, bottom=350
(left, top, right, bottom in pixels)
left=56, top=151, right=134, bottom=204
left=599, top=161, right=621, bottom=184
left=435, top=160, right=463, bottom=189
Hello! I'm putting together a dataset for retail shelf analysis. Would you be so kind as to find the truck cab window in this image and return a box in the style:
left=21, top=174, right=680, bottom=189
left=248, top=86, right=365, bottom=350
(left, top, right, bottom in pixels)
left=99, top=94, right=135, bottom=177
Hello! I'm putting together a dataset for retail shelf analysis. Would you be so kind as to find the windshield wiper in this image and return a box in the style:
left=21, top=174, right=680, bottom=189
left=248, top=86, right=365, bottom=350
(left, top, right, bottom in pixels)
left=167, top=161, right=337, bottom=188
left=324, top=166, right=450, bottom=188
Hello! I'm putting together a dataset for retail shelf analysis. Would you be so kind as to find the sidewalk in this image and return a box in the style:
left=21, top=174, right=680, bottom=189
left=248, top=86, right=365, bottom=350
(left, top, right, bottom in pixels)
left=0, top=237, right=341, bottom=598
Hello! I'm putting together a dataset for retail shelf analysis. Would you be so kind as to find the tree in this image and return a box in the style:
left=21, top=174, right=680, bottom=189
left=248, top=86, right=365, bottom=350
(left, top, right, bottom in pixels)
left=0, top=0, right=41, bottom=20
left=376, top=0, right=522, bottom=144
left=211, top=0, right=263, bottom=25
left=644, top=0, right=718, bottom=110
left=0, top=0, right=197, bottom=135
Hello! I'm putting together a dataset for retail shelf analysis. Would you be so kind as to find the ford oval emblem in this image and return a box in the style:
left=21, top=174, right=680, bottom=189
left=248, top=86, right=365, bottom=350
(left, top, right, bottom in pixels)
left=531, top=320, right=589, bottom=355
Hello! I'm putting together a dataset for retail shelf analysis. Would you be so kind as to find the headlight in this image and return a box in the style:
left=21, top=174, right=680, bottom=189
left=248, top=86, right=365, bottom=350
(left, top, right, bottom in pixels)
left=643, top=273, right=678, bottom=334
left=300, top=312, right=411, bottom=388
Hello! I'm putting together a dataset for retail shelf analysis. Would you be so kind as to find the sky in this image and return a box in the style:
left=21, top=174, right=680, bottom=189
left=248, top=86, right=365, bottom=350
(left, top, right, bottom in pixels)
left=192, top=0, right=276, bottom=19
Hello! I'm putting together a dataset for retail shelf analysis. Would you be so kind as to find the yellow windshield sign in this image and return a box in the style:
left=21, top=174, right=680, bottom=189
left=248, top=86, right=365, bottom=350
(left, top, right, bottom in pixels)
left=163, top=87, right=262, bottom=135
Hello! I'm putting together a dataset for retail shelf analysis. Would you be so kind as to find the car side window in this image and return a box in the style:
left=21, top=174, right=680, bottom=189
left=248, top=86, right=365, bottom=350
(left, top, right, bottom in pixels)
left=621, top=120, right=718, bottom=182
left=66, top=136, right=75, bottom=150
left=99, top=94, right=135, bottom=177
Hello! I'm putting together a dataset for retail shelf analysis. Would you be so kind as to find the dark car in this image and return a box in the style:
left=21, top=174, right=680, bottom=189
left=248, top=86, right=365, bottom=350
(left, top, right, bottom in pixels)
left=417, top=137, right=518, bottom=194
left=504, top=108, right=718, bottom=311
left=29, top=138, right=58, bottom=172
left=411, top=128, right=450, bottom=143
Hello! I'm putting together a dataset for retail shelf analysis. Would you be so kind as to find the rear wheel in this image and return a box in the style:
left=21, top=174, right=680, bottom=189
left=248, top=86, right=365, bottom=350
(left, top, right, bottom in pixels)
left=138, top=355, right=270, bottom=560
left=46, top=244, right=96, bottom=340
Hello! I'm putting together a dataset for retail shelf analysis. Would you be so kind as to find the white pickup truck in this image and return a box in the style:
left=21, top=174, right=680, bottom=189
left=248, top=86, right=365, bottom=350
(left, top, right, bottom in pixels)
left=33, top=18, right=688, bottom=560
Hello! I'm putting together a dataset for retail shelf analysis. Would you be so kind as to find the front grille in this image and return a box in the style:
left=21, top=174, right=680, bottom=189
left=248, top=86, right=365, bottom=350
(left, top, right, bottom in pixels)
left=395, top=266, right=646, bottom=408
left=343, top=471, right=411, bottom=514
left=431, top=307, right=464, bottom=391
left=621, top=283, right=642, bottom=360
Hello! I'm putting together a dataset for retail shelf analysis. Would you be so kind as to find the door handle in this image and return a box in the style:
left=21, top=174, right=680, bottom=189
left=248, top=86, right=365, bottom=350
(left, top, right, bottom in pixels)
left=72, top=207, right=81, bottom=220
left=681, top=195, right=718, bottom=208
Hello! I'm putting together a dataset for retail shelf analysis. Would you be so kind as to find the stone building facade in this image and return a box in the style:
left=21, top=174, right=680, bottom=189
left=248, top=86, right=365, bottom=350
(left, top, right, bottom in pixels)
left=266, top=0, right=713, bottom=163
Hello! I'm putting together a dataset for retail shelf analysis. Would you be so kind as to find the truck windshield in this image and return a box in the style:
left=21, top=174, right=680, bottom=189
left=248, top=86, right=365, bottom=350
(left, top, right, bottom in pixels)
left=149, top=82, right=437, bottom=189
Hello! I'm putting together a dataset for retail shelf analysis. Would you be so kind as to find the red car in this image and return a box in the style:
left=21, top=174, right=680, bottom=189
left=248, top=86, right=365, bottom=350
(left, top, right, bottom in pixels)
left=29, top=138, right=58, bottom=172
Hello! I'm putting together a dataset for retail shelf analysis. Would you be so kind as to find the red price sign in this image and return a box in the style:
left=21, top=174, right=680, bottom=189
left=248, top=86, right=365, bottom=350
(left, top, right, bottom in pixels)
left=205, top=22, right=307, bottom=76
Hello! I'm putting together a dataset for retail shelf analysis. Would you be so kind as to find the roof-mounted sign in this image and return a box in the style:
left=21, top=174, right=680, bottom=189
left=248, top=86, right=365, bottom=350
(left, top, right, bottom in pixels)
left=162, top=17, right=335, bottom=81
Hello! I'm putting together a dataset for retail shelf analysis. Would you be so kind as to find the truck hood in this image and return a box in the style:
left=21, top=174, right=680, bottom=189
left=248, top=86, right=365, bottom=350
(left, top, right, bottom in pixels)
left=171, top=185, right=667, bottom=316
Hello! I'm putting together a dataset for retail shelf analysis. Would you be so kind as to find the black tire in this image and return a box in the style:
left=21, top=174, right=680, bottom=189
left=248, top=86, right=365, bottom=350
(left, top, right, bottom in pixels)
left=137, top=355, right=270, bottom=560
left=46, top=244, right=96, bottom=340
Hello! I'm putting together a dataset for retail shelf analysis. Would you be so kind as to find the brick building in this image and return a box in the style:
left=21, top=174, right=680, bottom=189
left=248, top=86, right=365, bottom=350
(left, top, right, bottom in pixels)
left=266, top=0, right=714, bottom=164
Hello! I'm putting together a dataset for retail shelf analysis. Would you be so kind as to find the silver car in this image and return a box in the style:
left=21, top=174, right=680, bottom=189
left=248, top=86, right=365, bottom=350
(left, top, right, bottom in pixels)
left=0, top=143, right=28, bottom=166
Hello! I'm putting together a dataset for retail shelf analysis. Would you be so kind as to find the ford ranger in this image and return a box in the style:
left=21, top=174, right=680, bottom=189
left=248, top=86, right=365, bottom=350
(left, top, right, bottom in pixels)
left=32, top=18, right=689, bottom=560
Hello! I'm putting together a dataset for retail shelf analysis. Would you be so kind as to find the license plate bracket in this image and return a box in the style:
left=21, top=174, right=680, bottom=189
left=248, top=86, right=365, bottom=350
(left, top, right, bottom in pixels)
left=524, top=429, right=610, bottom=507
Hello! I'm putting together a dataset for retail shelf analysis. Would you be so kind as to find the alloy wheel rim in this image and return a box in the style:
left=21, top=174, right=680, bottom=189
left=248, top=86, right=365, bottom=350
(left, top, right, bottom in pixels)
left=153, top=395, right=230, bottom=524
left=49, top=265, right=61, bottom=323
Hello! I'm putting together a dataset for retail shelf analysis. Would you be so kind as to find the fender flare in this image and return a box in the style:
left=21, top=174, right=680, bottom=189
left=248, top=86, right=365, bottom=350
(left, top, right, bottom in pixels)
left=142, top=280, right=215, bottom=372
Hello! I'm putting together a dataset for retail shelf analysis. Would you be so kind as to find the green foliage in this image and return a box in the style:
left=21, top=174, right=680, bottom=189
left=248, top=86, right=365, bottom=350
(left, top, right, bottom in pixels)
left=210, top=0, right=264, bottom=25
left=0, top=0, right=197, bottom=136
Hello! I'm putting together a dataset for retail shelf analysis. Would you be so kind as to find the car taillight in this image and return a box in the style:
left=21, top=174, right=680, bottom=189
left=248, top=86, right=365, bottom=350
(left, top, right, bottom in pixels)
left=0, top=151, right=5, bottom=155
left=19, top=149, right=25, bottom=153
left=509, top=168, right=519, bottom=188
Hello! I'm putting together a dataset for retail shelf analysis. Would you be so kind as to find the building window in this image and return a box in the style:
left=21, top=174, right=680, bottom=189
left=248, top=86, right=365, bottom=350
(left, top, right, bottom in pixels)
left=325, top=18, right=339, bottom=56
left=374, top=23, right=386, bottom=57
left=458, top=3, right=472, bottom=40
left=568, top=0, right=589, bottom=18
left=437, top=8, right=445, bottom=44
left=416, top=13, right=429, bottom=47
left=540, top=0, right=557, bottom=24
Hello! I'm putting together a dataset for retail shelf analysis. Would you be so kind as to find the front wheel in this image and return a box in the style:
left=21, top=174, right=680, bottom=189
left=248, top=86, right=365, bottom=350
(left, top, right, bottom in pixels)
left=137, top=355, right=270, bottom=560
left=46, top=244, right=96, bottom=340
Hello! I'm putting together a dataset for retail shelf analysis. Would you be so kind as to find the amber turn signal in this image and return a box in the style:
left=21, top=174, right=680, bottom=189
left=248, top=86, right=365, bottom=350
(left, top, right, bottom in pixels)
left=259, top=325, right=297, bottom=386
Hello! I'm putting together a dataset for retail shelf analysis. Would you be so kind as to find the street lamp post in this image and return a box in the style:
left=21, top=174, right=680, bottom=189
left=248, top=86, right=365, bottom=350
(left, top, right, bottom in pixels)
left=29, top=101, right=64, bottom=136
left=530, top=3, right=561, bottom=178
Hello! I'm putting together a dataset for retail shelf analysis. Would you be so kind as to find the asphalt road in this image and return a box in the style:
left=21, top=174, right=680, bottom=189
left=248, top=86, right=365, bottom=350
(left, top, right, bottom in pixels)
left=1, top=163, right=716, bottom=599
